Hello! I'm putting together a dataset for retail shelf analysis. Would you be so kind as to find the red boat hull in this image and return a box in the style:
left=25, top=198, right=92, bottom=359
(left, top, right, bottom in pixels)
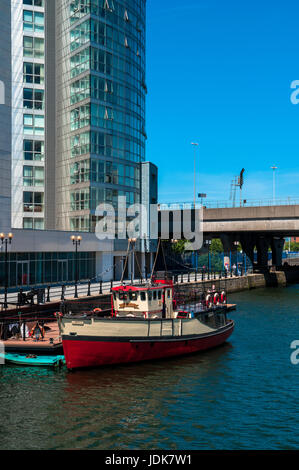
left=62, top=322, right=234, bottom=370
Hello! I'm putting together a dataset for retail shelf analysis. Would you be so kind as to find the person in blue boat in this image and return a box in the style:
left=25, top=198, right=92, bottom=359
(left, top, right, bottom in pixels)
left=31, top=322, right=45, bottom=342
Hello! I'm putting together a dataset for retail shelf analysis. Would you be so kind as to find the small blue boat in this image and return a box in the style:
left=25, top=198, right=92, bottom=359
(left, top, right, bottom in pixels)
left=0, top=352, right=65, bottom=367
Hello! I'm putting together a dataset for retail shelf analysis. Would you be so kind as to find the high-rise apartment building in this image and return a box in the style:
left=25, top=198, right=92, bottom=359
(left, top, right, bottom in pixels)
left=48, top=0, right=147, bottom=233
left=0, top=0, right=157, bottom=289
left=11, top=0, right=46, bottom=230
left=8, top=0, right=150, bottom=233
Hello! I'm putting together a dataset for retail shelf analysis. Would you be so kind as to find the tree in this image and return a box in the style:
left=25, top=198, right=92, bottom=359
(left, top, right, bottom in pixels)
left=210, top=239, right=223, bottom=253
left=171, top=239, right=188, bottom=255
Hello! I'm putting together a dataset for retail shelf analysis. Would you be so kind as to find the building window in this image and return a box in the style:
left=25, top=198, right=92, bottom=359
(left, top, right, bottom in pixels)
left=24, top=114, right=44, bottom=135
left=23, top=10, right=44, bottom=33
left=23, top=36, right=44, bottom=58
left=70, top=189, right=90, bottom=211
left=70, top=19, right=90, bottom=51
left=24, top=140, right=44, bottom=161
left=23, top=0, right=44, bottom=6
left=23, top=88, right=44, bottom=110
left=70, top=76, right=90, bottom=105
left=71, top=132, right=90, bottom=157
left=23, top=218, right=44, bottom=230
left=70, top=105, right=90, bottom=131
left=70, top=47, right=90, bottom=78
left=70, top=160, right=90, bottom=184
left=70, top=216, right=90, bottom=232
left=24, top=63, right=44, bottom=85
left=103, top=0, right=114, bottom=11
left=23, top=191, right=44, bottom=213
left=23, top=166, right=44, bottom=187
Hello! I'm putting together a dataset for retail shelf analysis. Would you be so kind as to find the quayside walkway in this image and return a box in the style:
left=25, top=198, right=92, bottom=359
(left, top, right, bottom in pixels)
left=0, top=270, right=249, bottom=308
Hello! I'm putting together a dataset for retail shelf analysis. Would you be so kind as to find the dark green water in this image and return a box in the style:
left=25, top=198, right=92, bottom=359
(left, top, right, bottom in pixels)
left=1, top=285, right=299, bottom=450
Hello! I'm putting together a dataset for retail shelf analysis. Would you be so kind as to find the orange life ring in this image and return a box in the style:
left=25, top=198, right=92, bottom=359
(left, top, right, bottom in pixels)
left=93, top=308, right=102, bottom=313
left=221, top=291, right=227, bottom=304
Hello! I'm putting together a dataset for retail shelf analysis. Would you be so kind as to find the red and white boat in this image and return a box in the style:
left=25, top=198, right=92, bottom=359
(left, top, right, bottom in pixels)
left=56, top=277, right=235, bottom=370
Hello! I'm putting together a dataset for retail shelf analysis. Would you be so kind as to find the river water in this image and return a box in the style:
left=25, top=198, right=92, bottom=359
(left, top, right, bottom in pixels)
left=1, top=285, right=299, bottom=450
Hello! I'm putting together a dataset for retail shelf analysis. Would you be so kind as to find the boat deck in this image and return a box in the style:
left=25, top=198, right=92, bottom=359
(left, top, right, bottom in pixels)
left=1, top=305, right=236, bottom=356
left=226, top=304, right=237, bottom=311
left=2, top=321, right=63, bottom=355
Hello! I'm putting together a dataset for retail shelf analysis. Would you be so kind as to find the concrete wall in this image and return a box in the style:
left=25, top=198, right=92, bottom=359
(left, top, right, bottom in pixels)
left=181, top=272, right=287, bottom=294
left=203, top=205, right=299, bottom=236
left=8, top=228, right=114, bottom=253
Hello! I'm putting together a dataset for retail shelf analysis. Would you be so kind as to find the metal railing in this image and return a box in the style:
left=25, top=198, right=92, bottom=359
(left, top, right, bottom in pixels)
left=159, top=198, right=299, bottom=210
left=0, top=268, right=254, bottom=310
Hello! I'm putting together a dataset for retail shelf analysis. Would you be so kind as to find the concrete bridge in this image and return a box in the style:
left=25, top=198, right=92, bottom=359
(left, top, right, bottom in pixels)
left=158, top=204, right=299, bottom=269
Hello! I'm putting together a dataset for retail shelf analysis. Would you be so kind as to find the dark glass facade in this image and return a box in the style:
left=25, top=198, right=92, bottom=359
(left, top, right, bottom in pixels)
left=0, top=251, right=96, bottom=288
left=55, top=0, right=146, bottom=232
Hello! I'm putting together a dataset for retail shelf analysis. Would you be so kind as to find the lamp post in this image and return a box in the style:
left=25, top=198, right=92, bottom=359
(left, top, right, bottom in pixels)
left=205, top=239, right=211, bottom=279
left=191, top=142, right=199, bottom=209
left=271, top=166, right=277, bottom=204
left=234, top=241, right=239, bottom=276
left=128, top=238, right=137, bottom=283
left=0, top=232, right=13, bottom=309
left=71, top=235, right=82, bottom=298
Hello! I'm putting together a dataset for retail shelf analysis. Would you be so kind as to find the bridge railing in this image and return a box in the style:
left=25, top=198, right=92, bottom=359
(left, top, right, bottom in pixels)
left=159, top=198, right=299, bottom=210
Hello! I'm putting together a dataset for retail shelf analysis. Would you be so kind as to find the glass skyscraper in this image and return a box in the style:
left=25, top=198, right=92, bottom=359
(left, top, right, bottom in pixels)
left=0, top=0, right=156, bottom=288
left=48, top=0, right=147, bottom=232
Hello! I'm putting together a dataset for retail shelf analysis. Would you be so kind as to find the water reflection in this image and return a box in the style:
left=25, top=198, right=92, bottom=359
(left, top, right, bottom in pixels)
left=1, top=287, right=299, bottom=449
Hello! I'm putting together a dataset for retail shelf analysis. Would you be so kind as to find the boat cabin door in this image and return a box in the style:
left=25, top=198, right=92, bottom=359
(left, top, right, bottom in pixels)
left=163, top=286, right=173, bottom=318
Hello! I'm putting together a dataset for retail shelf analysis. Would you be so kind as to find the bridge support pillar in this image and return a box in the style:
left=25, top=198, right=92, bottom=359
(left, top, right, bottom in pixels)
left=271, top=237, right=285, bottom=268
left=239, top=234, right=257, bottom=266
left=256, top=236, right=271, bottom=268
left=220, top=234, right=237, bottom=270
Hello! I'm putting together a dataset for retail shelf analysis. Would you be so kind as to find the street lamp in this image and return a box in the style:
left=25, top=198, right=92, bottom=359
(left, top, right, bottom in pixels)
left=271, top=166, right=277, bottom=204
left=233, top=241, right=239, bottom=276
left=205, top=239, right=212, bottom=279
left=0, top=232, right=13, bottom=309
left=191, top=142, right=199, bottom=209
left=71, top=235, right=82, bottom=298
left=128, top=238, right=137, bottom=283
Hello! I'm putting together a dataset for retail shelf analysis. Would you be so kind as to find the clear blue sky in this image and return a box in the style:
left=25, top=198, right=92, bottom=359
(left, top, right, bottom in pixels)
left=145, top=0, right=299, bottom=203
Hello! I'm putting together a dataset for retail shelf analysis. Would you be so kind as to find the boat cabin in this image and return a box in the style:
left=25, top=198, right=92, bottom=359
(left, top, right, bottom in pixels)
left=112, top=282, right=174, bottom=319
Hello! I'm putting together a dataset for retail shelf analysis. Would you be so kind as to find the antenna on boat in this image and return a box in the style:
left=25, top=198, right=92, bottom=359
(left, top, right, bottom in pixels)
left=150, top=238, right=160, bottom=282
left=120, top=239, right=131, bottom=284
left=161, top=240, right=168, bottom=278
left=133, top=247, right=144, bottom=284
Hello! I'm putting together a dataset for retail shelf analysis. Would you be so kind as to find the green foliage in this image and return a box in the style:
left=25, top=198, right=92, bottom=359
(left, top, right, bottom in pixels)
left=171, top=239, right=188, bottom=255
left=210, top=239, right=223, bottom=253
left=289, top=242, right=299, bottom=252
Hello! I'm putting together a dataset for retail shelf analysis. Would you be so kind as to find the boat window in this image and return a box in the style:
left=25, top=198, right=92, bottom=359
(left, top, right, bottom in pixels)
left=148, top=291, right=152, bottom=301
left=129, top=291, right=138, bottom=301
left=167, top=290, right=171, bottom=298
left=113, top=292, right=116, bottom=300
left=153, top=291, right=157, bottom=300
left=119, top=292, right=128, bottom=300
left=140, top=291, right=146, bottom=301
left=158, top=290, right=161, bottom=300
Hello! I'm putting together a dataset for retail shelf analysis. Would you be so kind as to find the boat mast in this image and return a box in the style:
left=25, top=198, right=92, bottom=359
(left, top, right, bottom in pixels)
left=150, top=237, right=161, bottom=282
left=120, top=239, right=132, bottom=285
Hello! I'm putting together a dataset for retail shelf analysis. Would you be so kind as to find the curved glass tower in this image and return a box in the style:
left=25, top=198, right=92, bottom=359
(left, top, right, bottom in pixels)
left=50, top=0, right=147, bottom=232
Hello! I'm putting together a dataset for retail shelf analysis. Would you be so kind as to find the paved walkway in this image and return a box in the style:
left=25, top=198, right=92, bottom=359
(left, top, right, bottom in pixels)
left=0, top=272, right=245, bottom=307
